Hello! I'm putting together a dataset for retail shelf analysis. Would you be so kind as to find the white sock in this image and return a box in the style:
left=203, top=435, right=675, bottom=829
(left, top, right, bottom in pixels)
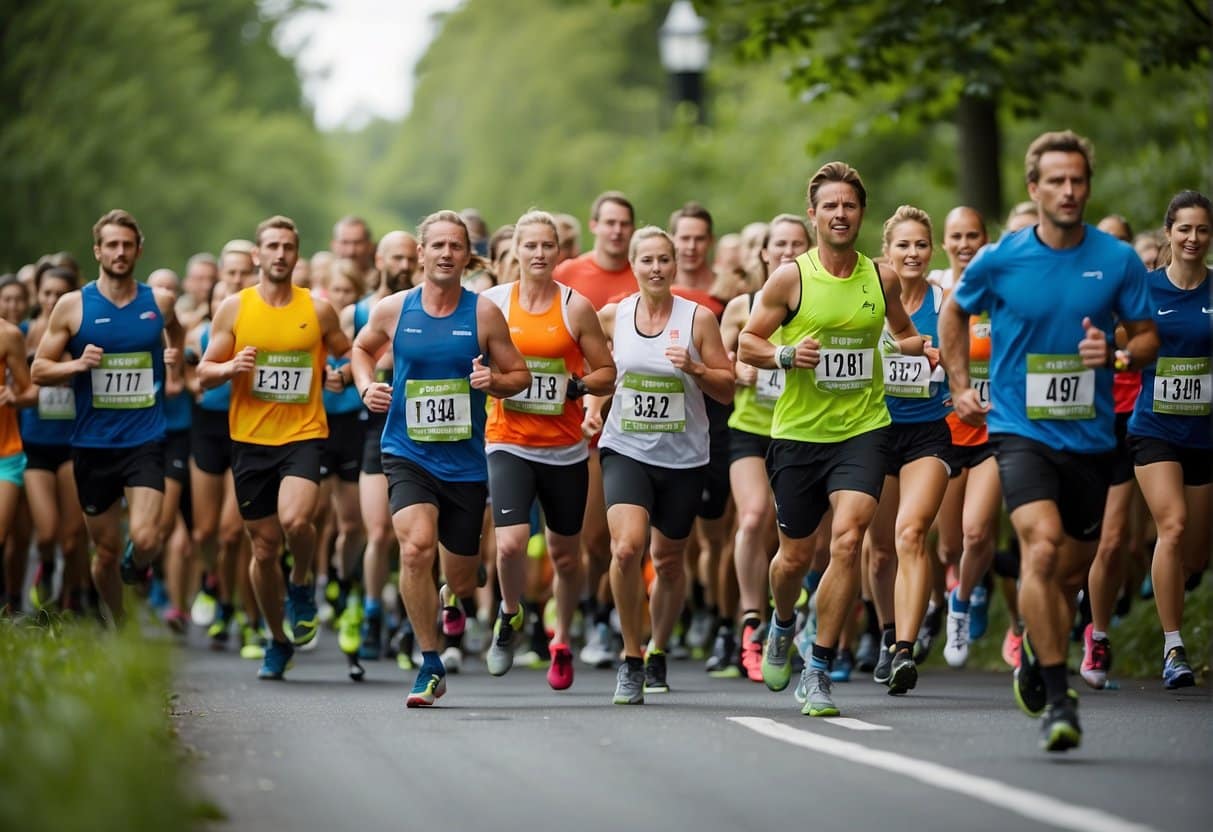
left=1091, top=629, right=1108, bottom=642
left=1163, top=630, right=1183, bottom=657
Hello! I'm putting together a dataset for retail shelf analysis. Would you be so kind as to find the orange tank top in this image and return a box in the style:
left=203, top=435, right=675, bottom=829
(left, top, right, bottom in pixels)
left=947, top=314, right=991, bottom=446
left=229, top=285, right=329, bottom=446
left=485, top=281, right=585, bottom=449
left=0, top=351, right=21, bottom=457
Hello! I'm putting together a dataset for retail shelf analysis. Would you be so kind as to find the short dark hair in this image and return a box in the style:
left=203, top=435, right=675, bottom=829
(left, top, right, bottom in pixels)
left=668, top=201, right=713, bottom=236
left=1025, top=130, right=1094, bottom=184
left=807, top=162, right=867, bottom=210
left=591, top=191, right=634, bottom=223
left=92, top=209, right=143, bottom=247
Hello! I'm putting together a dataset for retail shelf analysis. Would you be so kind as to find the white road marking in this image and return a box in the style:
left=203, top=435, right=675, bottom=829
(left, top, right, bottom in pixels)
left=823, top=717, right=892, bottom=731
left=728, top=717, right=1159, bottom=832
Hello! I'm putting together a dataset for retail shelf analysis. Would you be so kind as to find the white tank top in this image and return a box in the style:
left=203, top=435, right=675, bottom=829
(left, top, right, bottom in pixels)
left=600, top=293, right=709, bottom=468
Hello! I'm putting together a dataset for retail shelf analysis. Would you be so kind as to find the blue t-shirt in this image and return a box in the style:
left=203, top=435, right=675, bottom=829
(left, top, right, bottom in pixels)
left=381, top=286, right=486, bottom=481
left=1127, top=268, right=1212, bottom=448
left=885, top=284, right=951, bottom=424
left=67, top=281, right=166, bottom=448
left=952, top=225, right=1151, bottom=453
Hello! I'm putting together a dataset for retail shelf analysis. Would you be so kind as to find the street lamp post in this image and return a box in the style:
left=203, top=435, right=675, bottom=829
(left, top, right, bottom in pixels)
left=659, top=0, right=709, bottom=124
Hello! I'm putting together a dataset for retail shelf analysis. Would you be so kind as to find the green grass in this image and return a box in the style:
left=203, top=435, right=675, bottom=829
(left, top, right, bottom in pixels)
left=923, top=578, right=1212, bottom=685
left=0, top=617, right=198, bottom=832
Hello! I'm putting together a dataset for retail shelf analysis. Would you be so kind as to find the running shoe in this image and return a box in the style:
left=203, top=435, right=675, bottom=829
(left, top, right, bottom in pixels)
left=1079, top=623, right=1112, bottom=689
left=644, top=649, right=670, bottom=694
left=872, top=632, right=894, bottom=685
left=855, top=631, right=879, bottom=673
left=163, top=607, right=188, bottom=635
left=705, top=625, right=736, bottom=673
left=968, top=585, right=990, bottom=640
left=1162, top=646, right=1195, bottom=690
left=145, top=575, right=167, bottom=614
left=358, top=611, right=383, bottom=660
left=547, top=643, right=574, bottom=691
left=119, top=545, right=145, bottom=586
left=1001, top=626, right=1022, bottom=668
left=799, top=668, right=840, bottom=717
left=439, top=584, right=466, bottom=638
left=887, top=649, right=918, bottom=695
left=240, top=621, right=266, bottom=661
left=464, top=614, right=490, bottom=655
left=761, top=619, right=796, bottom=692
left=207, top=607, right=231, bottom=650
left=406, top=664, right=447, bottom=707
left=1013, top=633, right=1047, bottom=717
left=257, top=639, right=294, bottom=681
left=580, top=622, right=616, bottom=668
left=913, top=603, right=942, bottom=663
left=286, top=582, right=320, bottom=650
left=337, top=603, right=363, bottom=656
left=943, top=590, right=971, bottom=668
left=687, top=609, right=715, bottom=655
left=190, top=587, right=217, bottom=627
left=440, top=645, right=463, bottom=674
left=740, top=622, right=764, bottom=683
left=486, top=605, right=525, bottom=677
left=830, top=649, right=854, bottom=683
left=1040, top=690, right=1081, bottom=752
left=613, top=661, right=644, bottom=705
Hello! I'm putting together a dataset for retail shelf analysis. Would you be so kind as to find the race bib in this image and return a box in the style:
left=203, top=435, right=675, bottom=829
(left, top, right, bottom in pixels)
left=884, top=355, right=931, bottom=399
left=505, top=356, right=568, bottom=415
left=405, top=378, right=472, bottom=441
left=620, top=372, right=685, bottom=433
left=38, top=385, right=76, bottom=420
left=971, top=360, right=990, bottom=408
left=815, top=331, right=874, bottom=393
left=90, top=352, right=154, bottom=409
left=1025, top=354, right=1094, bottom=420
left=755, top=367, right=785, bottom=405
left=1153, top=356, right=1211, bottom=416
left=252, top=351, right=314, bottom=404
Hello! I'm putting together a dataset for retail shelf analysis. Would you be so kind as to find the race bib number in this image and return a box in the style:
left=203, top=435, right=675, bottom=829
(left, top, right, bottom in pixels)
left=38, top=385, right=76, bottom=420
left=90, top=352, right=154, bottom=409
left=504, top=356, right=568, bottom=415
left=971, top=360, right=990, bottom=408
left=884, top=355, right=931, bottom=399
left=252, top=351, right=313, bottom=404
left=1152, top=356, right=1211, bottom=416
left=1025, top=354, right=1095, bottom=420
left=620, top=372, right=685, bottom=432
left=815, top=331, right=874, bottom=393
left=755, top=367, right=785, bottom=405
left=405, top=378, right=472, bottom=441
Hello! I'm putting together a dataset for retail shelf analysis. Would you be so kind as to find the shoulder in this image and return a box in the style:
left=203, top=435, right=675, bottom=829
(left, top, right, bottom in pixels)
left=480, top=282, right=511, bottom=306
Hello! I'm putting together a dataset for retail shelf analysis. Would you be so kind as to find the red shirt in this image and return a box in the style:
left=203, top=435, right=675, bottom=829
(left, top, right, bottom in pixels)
left=553, top=253, right=636, bottom=311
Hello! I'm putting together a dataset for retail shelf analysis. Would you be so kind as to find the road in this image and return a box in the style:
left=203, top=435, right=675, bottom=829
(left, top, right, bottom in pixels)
left=174, top=634, right=1211, bottom=832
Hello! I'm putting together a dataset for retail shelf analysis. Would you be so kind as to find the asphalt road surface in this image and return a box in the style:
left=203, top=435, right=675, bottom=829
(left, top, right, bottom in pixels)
left=175, top=634, right=1211, bottom=832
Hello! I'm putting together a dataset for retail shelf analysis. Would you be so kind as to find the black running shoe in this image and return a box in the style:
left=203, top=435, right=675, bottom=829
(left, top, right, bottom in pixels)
left=1040, top=690, right=1082, bottom=752
left=887, top=649, right=918, bottom=695
left=1013, top=633, right=1047, bottom=717
left=644, top=649, right=670, bottom=694
left=705, top=625, right=736, bottom=673
left=873, top=631, right=895, bottom=685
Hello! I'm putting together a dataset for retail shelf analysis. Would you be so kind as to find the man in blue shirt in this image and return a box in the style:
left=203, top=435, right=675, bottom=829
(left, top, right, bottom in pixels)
left=940, top=131, right=1157, bottom=753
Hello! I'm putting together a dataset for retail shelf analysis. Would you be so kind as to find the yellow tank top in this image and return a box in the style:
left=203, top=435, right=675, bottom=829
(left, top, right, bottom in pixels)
left=229, top=285, right=328, bottom=446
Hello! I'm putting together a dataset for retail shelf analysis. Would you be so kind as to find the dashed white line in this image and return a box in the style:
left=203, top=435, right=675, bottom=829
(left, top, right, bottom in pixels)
left=728, top=717, right=1159, bottom=832
left=823, top=717, right=891, bottom=731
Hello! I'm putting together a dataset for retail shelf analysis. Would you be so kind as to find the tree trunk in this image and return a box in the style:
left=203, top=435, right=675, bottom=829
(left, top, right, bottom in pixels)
left=956, top=94, right=1002, bottom=223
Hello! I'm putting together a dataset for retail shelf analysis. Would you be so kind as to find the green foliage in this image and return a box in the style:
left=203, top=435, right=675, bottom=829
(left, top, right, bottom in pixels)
left=0, top=620, right=193, bottom=832
left=0, top=0, right=333, bottom=273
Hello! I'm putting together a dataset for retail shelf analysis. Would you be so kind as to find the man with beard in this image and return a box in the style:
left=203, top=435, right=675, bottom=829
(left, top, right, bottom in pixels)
left=32, top=209, right=184, bottom=624
left=198, top=215, right=352, bottom=680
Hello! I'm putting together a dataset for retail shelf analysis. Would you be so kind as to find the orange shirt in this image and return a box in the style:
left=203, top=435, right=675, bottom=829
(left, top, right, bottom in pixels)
left=229, top=285, right=329, bottom=446
left=485, top=282, right=585, bottom=449
left=0, top=351, right=20, bottom=457
left=553, top=253, right=636, bottom=311
left=947, top=314, right=991, bottom=447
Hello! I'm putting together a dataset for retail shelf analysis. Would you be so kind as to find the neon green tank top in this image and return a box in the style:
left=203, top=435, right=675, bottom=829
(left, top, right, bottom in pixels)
left=729, top=291, right=785, bottom=437
left=771, top=249, right=891, bottom=443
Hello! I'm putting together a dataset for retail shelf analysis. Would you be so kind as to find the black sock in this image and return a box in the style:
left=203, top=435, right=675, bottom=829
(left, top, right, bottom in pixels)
left=864, top=600, right=880, bottom=635
left=881, top=624, right=895, bottom=648
left=460, top=596, right=477, bottom=616
left=741, top=610, right=762, bottom=630
left=895, top=640, right=914, bottom=656
left=626, top=655, right=643, bottom=671
left=774, top=614, right=795, bottom=630
left=1042, top=663, right=1070, bottom=706
left=811, top=643, right=837, bottom=669
left=593, top=602, right=613, bottom=627
left=579, top=596, right=596, bottom=618
left=691, top=580, right=706, bottom=610
left=719, top=619, right=735, bottom=634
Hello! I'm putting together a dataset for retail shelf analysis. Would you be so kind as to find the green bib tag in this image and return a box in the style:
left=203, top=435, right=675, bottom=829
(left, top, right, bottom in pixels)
left=970, top=360, right=990, bottom=408
left=406, top=378, right=472, bottom=441
left=252, top=351, right=313, bottom=404
left=815, top=331, right=875, bottom=393
left=38, top=386, right=76, bottom=420
left=620, top=372, right=685, bottom=432
left=91, top=352, right=154, bottom=409
left=884, top=355, right=931, bottom=398
left=1153, top=356, right=1211, bottom=416
left=504, top=356, right=568, bottom=415
left=1025, top=354, right=1094, bottom=420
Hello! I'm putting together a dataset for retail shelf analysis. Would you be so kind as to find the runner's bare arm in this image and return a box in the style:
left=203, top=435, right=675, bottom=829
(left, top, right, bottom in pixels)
left=197, top=294, right=251, bottom=389
left=0, top=324, right=30, bottom=407
left=939, top=293, right=985, bottom=426
left=880, top=265, right=926, bottom=356
left=740, top=263, right=812, bottom=369
left=567, top=293, right=616, bottom=396
left=681, top=305, right=735, bottom=405
left=31, top=291, right=93, bottom=386
left=351, top=293, right=401, bottom=413
left=476, top=297, right=530, bottom=398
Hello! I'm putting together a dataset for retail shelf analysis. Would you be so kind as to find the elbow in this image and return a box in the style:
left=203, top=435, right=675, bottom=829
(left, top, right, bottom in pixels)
left=30, top=362, right=48, bottom=386
left=586, top=368, right=616, bottom=397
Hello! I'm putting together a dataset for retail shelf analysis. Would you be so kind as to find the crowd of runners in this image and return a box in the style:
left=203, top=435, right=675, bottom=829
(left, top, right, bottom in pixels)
left=0, top=129, right=1208, bottom=754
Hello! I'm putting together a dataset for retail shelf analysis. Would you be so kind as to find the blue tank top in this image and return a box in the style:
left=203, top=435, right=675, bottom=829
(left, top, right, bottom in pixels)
left=21, top=362, right=76, bottom=447
left=1128, top=267, right=1212, bottom=448
left=885, top=284, right=951, bottom=424
left=165, top=391, right=192, bottom=432
left=325, top=298, right=375, bottom=415
left=67, top=282, right=166, bottom=448
left=197, top=323, right=232, bottom=412
left=381, top=286, right=486, bottom=481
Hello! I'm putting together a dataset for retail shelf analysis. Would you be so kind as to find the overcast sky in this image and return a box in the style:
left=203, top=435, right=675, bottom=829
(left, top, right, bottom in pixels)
left=277, top=0, right=462, bottom=130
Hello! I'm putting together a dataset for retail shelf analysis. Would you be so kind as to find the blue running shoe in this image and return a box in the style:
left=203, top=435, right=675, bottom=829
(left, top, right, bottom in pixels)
left=407, top=664, right=448, bottom=708
left=258, top=639, right=294, bottom=680
left=287, top=582, right=320, bottom=650
left=119, top=543, right=144, bottom=585
left=968, top=585, right=990, bottom=640
left=1162, top=646, right=1195, bottom=690
left=830, top=649, right=854, bottom=683
left=358, top=612, right=383, bottom=661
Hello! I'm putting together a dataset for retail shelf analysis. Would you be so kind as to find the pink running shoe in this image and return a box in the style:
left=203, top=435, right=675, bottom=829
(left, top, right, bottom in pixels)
left=439, top=584, right=466, bottom=637
left=1001, top=627, right=1022, bottom=668
left=547, top=643, right=574, bottom=690
left=1079, top=623, right=1112, bottom=689
left=740, top=623, right=764, bottom=683
left=163, top=607, right=188, bottom=635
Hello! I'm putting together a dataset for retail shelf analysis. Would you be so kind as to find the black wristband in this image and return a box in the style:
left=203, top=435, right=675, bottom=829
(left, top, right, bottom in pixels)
left=567, top=376, right=588, bottom=400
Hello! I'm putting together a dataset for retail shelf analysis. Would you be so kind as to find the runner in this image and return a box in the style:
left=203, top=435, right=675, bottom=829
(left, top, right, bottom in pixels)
left=482, top=210, right=616, bottom=690
left=0, top=313, right=30, bottom=615
left=586, top=225, right=734, bottom=704
left=941, top=130, right=1158, bottom=751
left=739, top=162, right=928, bottom=717
left=198, top=215, right=352, bottom=680
left=351, top=210, right=529, bottom=708
left=1126, top=190, right=1211, bottom=689
left=31, top=209, right=183, bottom=624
